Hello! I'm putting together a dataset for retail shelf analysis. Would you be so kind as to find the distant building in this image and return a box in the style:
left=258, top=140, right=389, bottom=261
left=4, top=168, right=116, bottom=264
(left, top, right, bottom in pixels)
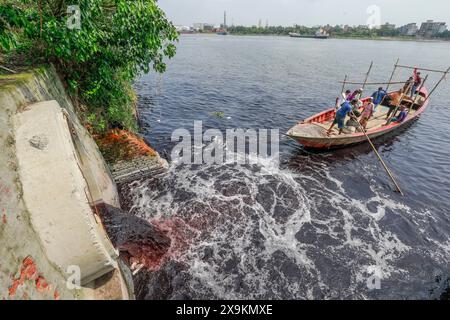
left=175, top=25, right=193, bottom=33
left=418, top=20, right=447, bottom=37
left=398, top=23, right=418, bottom=36
left=193, top=23, right=214, bottom=31
left=382, top=22, right=396, bottom=30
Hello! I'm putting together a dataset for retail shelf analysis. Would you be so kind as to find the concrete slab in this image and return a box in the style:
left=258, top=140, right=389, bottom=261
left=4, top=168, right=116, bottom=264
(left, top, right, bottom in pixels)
left=14, top=100, right=119, bottom=285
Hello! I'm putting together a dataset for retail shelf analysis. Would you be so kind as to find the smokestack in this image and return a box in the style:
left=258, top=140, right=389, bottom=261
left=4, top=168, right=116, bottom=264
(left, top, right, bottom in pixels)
left=224, top=11, right=227, bottom=28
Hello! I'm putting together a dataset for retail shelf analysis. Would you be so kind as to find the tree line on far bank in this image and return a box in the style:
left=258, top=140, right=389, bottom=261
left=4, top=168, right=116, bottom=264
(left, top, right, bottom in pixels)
left=228, top=24, right=450, bottom=39
left=0, top=0, right=178, bottom=133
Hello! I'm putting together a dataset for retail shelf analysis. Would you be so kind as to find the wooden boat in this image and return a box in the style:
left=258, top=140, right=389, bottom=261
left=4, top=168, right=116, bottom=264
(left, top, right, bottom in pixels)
left=286, top=87, right=429, bottom=149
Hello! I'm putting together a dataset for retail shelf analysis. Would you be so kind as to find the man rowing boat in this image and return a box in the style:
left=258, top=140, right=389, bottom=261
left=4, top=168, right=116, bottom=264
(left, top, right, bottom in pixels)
left=327, top=99, right=359, bottom=135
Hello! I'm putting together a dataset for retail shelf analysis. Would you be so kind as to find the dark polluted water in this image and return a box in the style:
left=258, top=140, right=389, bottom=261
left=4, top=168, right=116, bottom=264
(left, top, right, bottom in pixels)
left=126, top=35, right=450, bottom=299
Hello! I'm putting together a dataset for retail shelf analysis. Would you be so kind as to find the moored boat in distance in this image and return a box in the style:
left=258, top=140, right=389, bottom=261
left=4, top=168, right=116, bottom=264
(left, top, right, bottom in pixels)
left=286, top=88, right=429, bottom=149
left=289, top=29, right=329, bottom=39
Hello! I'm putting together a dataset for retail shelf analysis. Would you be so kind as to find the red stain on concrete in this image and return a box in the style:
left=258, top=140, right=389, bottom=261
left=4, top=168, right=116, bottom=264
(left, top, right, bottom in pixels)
left=9, top=257, right=37, bottom=297
left=8, top=256, right=57, bottom=299
left=35, top=276, right=51, bottom=293
left=0, top=182, right=11, bottom=199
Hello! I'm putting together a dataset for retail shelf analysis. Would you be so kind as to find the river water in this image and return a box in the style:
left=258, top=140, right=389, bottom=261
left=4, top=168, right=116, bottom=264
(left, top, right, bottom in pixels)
left=130, top=35, right=450, bottom=299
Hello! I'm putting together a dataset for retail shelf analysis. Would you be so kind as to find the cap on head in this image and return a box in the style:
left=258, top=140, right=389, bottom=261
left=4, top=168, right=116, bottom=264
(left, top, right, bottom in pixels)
left=351, top=99, right=359, bottom=105
left=378, top=87, right=383, bottom=91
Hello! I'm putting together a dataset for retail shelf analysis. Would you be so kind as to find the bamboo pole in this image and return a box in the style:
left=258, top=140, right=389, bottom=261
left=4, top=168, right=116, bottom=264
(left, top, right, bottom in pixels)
left=420, top=66, right=450, bottom=105
left=386, top=58, right=400, bottom=93
left=395, top=64, right=448, bottom=74
left=350, top=110, right=404, bottom=196
left=361, top=61, right=374, bottom=92
left=388, top=66, right=448, bottom=123
left=335, top=75, right=348, bottom=109
left=348, top=61, right=404, bottom=195
left=385, top=81, right=413, bottom=124
left=338, top=81, right=405, bottom=85
left=375, top=58, right=399, bottom=111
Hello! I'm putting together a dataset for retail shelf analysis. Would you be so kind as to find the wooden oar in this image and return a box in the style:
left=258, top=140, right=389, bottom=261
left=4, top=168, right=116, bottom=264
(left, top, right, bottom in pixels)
left=352, top=61, right=404, bottom=196
left=350, top=111, right=404, bottom=196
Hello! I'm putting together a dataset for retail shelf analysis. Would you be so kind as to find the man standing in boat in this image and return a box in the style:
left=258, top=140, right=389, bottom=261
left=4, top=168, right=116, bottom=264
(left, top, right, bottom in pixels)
left=385, top=89, right=403, bottom=119
left=411, top=68, right=422, bottom=98
left=347, top=89, right=363, bottom=102
left=359, top=97, right=375, bottom=130
left=404, top=76, right=414, bottom=94
left=327, top=99, right=359, bottom=135
left=371, top=87, right=387, bottom=110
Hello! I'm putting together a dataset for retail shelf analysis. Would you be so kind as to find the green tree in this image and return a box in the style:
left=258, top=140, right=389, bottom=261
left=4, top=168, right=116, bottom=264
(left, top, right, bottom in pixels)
left=1, top=0, right=178, bottom=132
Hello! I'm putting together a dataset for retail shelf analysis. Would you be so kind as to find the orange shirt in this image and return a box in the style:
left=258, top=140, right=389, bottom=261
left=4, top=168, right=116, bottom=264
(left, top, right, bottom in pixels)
left=389, top=92, right=401, bottom=106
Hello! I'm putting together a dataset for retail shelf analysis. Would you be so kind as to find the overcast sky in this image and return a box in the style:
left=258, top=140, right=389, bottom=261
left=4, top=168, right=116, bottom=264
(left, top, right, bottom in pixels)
left=158, top=0, right=450, bottom=27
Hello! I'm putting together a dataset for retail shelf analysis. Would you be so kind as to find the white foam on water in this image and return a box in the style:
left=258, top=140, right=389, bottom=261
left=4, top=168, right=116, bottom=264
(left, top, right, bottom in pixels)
left=124, top=150, right=449, bottom=299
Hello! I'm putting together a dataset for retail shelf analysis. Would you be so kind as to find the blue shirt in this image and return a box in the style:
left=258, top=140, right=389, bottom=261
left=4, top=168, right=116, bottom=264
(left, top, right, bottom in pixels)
left=372, top=90, right=387, bottom=105
left=336, top=102, right=352, bottom=118
left=396, top=110, right=408, bottom=122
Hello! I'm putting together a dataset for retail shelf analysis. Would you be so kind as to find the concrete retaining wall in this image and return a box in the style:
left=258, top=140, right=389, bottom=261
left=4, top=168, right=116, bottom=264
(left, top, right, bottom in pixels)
left=0, top=66, right=132, bottom=299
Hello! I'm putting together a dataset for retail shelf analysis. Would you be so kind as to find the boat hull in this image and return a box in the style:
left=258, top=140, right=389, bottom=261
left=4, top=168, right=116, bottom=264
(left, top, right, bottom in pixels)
left=290, top=120, right=414, bottom=149
left=289, top=33, right=329, bottom=39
